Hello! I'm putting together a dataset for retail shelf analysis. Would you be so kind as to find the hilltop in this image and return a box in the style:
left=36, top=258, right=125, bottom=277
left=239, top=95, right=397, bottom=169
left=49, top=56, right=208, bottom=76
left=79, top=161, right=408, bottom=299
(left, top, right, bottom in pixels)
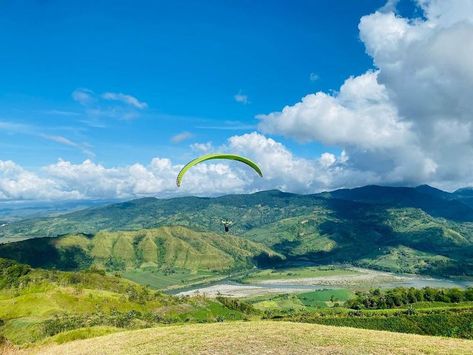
left=20, top=321, right=473, bottom=355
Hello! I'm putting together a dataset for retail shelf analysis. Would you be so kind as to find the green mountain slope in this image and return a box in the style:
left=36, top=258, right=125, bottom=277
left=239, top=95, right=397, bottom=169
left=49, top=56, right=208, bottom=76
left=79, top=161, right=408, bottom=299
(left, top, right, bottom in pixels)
left=0, top=190, right=324, bottom=240
left=0, top=226, right=280, bottom=272
left=3, top=186, right=473, bottom=241
left=1, top=186, right=473, bottom=276
left=243, top=207, right=473, bottom=275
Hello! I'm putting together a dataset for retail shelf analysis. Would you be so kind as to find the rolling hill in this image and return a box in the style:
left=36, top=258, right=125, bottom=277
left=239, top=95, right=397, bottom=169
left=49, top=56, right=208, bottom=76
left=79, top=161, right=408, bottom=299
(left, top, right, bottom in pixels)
left=0, top=226, right=280, bottom=272
left=0, top=258, right=256, bottom=346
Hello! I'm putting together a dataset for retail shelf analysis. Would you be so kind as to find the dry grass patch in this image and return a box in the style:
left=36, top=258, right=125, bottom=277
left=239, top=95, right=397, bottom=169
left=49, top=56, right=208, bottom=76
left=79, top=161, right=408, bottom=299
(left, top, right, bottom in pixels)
left=11, top=321, right=473, bottom=355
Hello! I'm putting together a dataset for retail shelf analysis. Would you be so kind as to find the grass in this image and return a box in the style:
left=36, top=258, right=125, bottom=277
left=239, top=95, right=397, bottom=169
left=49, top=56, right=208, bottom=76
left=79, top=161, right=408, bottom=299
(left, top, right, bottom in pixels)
left=240, top=266, right=359, bottom=283
left=41, top=326, right=123, bottom=345
left=247, top=289, right=354, bottom=312
left=17, top=321, right=473, bottom=354
left=298, top=289, right=354, bottom=308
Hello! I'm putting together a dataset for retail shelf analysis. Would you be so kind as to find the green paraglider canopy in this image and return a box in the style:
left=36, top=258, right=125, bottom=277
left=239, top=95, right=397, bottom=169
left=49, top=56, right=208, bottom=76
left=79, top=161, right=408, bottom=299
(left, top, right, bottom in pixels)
left=176, top=153, right=263, bottom=187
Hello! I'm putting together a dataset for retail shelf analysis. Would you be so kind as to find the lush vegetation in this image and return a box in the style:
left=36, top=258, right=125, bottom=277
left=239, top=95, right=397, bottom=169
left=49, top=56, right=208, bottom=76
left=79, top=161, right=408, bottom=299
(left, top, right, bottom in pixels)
left=2, top=256, right=473, bottom=351
left=346, top=287, right=473, bottom=309
left=244, top=285, right=473, bottom=340
left=0, top=226, right=281, bottom=274
left=2, top=187, right=473, bottom=277
left=286, top=308, right=473, bottom=339
left=248, top=289, right=354, bottom=312
left=2, top=186, right=473, bottom=349
left=0, top=258, right=256, bottom=346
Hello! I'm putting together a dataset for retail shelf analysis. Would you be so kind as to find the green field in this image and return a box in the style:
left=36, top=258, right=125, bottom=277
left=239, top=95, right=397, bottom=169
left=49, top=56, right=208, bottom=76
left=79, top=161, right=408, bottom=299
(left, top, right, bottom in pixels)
left=298, top=289, right=354, bottom=308
left=247, top=289, right=354, bottom=312
left=17, top=321, right=473, bottom=355
left=240, top=266, right=359, bottom=283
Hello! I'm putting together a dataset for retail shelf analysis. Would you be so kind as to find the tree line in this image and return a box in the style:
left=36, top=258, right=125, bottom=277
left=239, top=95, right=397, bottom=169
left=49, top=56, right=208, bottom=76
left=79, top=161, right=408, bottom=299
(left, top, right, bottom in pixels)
left=346, top=287, right=473, bottom=309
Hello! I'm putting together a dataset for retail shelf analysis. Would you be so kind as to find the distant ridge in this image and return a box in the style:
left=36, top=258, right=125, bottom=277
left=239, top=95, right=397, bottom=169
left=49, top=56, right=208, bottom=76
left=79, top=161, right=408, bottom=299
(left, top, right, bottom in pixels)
left=328, top=185, right=473, bottom=221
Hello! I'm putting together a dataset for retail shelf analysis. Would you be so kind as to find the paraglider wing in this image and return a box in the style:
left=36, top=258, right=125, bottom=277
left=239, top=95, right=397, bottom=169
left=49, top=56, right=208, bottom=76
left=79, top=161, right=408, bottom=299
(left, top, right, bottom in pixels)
left=176, top=153, right=263, bottom=187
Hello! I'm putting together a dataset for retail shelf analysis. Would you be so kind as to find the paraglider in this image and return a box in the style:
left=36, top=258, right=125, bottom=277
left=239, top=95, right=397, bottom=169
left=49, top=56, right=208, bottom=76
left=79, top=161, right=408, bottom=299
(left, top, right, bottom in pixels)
left=176, top=153, right=263, bottom=187
left=176, top=153, right=263, bottom=233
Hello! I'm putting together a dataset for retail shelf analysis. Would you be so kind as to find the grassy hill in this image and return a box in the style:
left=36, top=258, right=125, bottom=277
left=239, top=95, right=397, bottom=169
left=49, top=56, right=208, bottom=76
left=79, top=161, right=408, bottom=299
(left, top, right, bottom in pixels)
left=18, top=321, right=473, bottom=354
left=0, top=226, right=280, bottom=273
left=2, top=187, right=473, bottom=276
left=0, top=258, right=256, bottom=346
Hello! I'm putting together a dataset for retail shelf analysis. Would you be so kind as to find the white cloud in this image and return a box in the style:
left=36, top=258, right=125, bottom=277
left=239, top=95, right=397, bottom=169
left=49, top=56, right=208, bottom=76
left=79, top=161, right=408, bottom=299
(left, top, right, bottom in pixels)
left=171, top=131, right=193, bottom=143
left=259, top=71, right=411, bottom=149
left=258, top=0, right=473, bottom=190
left=234, top=92, right=249, bottom=104
left=0, top=132, right=357, bottom=200
left=4, top=1, right=473, bottom=200
left=0, top=160, right=81, bottom=200
left=101, top=92, right=148, bottom=109
left=190, top=142, right=213, bottom=153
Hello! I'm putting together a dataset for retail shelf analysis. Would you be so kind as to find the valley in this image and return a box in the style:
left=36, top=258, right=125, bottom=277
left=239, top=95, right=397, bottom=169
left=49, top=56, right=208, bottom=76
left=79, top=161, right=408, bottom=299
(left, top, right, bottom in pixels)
left=2, top=186, right=473, bottom=353
left=176, top=266, right=473, bottom=298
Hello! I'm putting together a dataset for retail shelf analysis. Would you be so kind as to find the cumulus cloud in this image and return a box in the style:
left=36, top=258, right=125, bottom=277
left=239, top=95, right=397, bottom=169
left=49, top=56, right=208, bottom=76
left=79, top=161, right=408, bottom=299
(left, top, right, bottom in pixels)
left=0, top=160, right=80, bottom=200
left=4, top=0, right=473, bottom=200
left=0, top=132, right=354, bottom=200
left=258, top=0, right=473, bottom=190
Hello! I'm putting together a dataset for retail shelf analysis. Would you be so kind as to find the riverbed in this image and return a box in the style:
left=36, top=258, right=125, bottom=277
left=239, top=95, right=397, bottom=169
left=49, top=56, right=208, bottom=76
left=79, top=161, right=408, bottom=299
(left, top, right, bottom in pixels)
left=177, top=267, right=473, bottom=298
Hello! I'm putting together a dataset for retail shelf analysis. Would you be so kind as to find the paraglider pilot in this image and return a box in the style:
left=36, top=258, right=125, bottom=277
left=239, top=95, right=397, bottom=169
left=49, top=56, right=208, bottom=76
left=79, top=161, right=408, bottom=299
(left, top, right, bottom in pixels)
left=221, top=220, right=233, bottom=232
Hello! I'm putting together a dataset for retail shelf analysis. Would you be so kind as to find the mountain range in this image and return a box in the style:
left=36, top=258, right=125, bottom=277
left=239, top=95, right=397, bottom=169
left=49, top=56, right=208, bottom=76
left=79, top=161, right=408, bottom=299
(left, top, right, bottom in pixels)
left=1, top=185, right=473, bottom=276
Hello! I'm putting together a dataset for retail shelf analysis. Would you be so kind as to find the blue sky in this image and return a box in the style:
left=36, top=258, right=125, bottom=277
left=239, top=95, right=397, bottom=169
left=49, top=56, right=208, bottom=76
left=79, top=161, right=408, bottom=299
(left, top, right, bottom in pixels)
left=2, top=0, right=470, bottom=200
left=0, top=0, right=389, bottom=168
